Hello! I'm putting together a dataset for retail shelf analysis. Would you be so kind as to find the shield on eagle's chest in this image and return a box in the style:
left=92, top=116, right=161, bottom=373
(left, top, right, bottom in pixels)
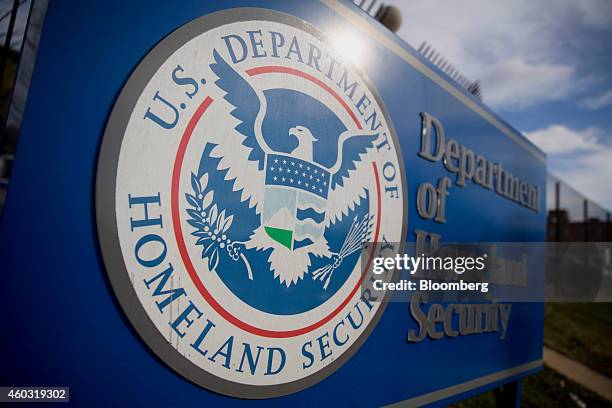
left=263, top=154, right=331, bottom=250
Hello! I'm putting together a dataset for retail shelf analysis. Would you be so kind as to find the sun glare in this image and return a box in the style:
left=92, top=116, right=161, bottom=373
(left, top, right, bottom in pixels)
left=329, top=29, right=366, bottom=67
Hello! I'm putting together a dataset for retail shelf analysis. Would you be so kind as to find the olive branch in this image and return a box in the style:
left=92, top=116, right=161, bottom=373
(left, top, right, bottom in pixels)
left=185, top=172, right=253, bottom=279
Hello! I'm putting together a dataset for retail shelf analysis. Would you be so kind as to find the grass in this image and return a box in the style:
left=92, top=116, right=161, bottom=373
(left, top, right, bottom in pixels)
left=544, top=303, right=612, bottom=378
left=454, top=303, right=612, bottom=406
left=452, top=367, right=612, bottom=407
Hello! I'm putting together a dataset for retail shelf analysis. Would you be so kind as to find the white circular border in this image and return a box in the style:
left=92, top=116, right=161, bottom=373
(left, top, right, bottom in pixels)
left=96, top=8, right=407, bottom=398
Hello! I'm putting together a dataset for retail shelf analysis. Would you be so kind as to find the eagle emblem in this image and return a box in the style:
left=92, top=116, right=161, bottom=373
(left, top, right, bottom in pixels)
left=185, top=50, right=378, bottom=296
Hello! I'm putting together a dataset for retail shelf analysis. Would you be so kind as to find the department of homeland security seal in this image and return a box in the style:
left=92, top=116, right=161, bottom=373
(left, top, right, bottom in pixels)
left=96, top=8, right=406, bottom=398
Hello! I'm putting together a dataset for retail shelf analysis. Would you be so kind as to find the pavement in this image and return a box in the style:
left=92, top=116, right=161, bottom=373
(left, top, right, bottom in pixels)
left=543, top=346, right=612, bottom=401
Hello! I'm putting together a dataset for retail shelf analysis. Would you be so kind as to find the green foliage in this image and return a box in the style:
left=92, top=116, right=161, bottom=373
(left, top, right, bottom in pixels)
left=545, top=303, right=612, bottom=378
left=451, top=368, right=611, bottom=407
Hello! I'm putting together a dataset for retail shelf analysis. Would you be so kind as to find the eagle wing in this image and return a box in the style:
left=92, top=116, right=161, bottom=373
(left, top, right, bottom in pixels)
left=325, top=130, right=377, bottom=227
left=207, top=50, right=269, bottom=214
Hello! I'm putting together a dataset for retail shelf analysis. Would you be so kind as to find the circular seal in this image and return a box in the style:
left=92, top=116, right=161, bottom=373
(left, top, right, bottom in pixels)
left=96, top=8, right=407, bottom=398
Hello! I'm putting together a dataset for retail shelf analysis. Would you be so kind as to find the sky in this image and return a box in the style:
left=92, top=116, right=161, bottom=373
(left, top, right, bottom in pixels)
left=394, top=0, right=612, bottom=209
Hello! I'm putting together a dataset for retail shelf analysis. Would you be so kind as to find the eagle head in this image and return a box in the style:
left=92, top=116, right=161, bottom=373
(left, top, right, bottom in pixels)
left=289, top=126, right=318, bottom=162
left=289, top=126, right=317, bottom=143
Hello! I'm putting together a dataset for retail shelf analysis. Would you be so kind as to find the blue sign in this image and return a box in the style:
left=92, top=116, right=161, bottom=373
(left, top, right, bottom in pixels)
left=0, top=1, right=545, bottom=406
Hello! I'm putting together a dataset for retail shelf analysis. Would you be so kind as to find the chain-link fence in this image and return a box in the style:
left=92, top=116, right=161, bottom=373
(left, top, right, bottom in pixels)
left=547, top=174, right=611, bottom=243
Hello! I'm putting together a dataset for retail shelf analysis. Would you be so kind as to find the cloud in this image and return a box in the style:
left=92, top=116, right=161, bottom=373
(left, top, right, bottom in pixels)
left=394, top=0, right=612, bottom=110
left=572, top=0, right=612, bottom=30
left=553, top=148, right=612, bottom=207
left=524, top=125, right=600, bottom=154
left=525, top=124, right=612, bottom=206
left=579, top=89, right=612, bottom=110
left=481, top=59, right=574, bottom=109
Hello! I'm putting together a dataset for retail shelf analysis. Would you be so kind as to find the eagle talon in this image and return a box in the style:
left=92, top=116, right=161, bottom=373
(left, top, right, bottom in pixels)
left=332, top=253, right=343, bottom=268
left=312, top=253, right=342, bottom=282
left=226, top=241, right=246, bottom=261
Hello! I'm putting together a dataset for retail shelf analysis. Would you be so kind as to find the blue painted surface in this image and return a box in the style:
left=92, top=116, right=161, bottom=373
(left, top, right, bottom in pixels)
left=0, top=0, right=545, bottom=406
